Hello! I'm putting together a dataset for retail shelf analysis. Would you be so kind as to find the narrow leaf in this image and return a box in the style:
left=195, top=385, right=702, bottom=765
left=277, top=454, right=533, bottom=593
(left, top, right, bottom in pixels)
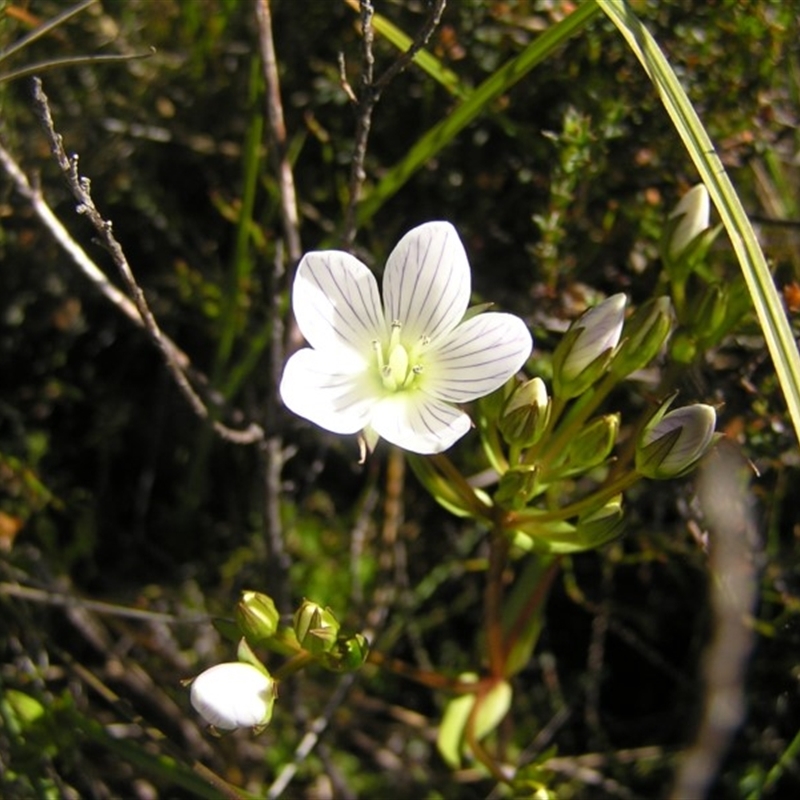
left=598, top=0, right=800, bottom=444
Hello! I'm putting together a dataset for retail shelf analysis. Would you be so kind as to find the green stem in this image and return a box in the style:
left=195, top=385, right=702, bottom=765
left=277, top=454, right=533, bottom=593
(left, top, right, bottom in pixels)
left=478, top=414, right=510, bottom=475
left=761, top=725, right=800, bottom=796
left=533, top=372, right=619, bottom=471
left=485, top=527, right=511, bottom=678
left=502, top=556, right=560, bottom=670
left=506, top=470, right=640, bottom=528
left=429, top=453, right=494, bottom=519
left=273, top=650, right=315, bottom=680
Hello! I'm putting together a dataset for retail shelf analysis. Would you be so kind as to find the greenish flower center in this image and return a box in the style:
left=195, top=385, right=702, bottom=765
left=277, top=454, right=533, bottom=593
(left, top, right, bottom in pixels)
left=374, top=322, right=427, bottom=392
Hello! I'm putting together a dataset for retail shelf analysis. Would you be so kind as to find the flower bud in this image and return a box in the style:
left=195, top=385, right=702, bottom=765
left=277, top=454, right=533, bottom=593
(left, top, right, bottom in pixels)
left=637, top=402, right=716, bottom=479
left=611, top=297, right=673, bottom=378
left=669, top=328, right=698, bottom=364
left=190, top=662, right=277, bottom=732
left=576, top=495, right=625, bottom=548
left=320, top=633, right=370, bottom=672
left=553, top=294, right=626, bottom=399
left=687, top=281, right=728, bottom=345
left=572, top=413, right=619, bottom=468
left=549, top=414, right=620, bottom=480
left=477, top=378, right=515, bottom=424
left=495, top=464, right=539, bottom=510
left=236, top=591, right=280, bottom=644
left=498, top=378, right=551, bottom=448
left=293, top=600, right=340, bottom=655
left=406, top=454, right=493, bottom=520
left=665, top=184, right=710, bottom=263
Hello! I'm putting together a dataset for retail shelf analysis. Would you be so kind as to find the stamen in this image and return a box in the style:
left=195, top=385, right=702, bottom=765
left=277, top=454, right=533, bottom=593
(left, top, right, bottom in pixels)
left=372, top=340, right=385, bottom=372
left=374, top=322, right=423, bottom=392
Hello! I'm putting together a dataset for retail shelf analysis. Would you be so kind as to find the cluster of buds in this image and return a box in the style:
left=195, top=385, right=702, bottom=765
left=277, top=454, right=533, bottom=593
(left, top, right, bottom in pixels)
left=462, top=283, right=716, bottom=555
left=293, top=599, right=369, bottom=671
left=188, top=592, right=368, bottom=733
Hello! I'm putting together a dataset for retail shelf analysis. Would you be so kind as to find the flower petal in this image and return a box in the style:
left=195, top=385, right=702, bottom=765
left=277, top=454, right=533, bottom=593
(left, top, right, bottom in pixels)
left=370, top=392, right=472, bottom=454
left=383, top=221, right=471, bottom=343
left=280, top=348, right=377, bottom=434
left=424, top=313, right=533, bottom=402
left=293, top=250, right=386, bottom=356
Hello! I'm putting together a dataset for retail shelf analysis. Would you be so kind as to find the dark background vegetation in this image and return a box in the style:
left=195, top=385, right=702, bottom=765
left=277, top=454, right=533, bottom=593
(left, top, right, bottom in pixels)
left=2, top=1, right=800, bottom=797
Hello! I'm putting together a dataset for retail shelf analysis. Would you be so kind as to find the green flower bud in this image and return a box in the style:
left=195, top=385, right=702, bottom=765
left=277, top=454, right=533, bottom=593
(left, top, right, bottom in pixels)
left=477, top=377, right=516, bottom=424
left=661, top=185, right=722, bottom=282
left=236, top=591, right=280, bottom=644
left=688, top=282, right=728, bottom=344
left=498, top=378, right=551, bottom=448
left=549, top=414, right=619, bottom=480
left=293, top=600, right=340, bottom=655
left=669, top=328, right=698, bottom=364
left=573, top=413, right=619, bottom=467
left=666, top=184, right=710, bottom=263
left=553, top=294, right=626, bottom=399
left=611, top=297, right=673, bottom=378
left=576, top=495, right=625, bottom=548
left=637, top=401, right=716, bottom=479
left=190, top=662, right=277, bottom=733
left=320, top=633, right=369, bottom=672
left=495, top=464, right=540, bottom=510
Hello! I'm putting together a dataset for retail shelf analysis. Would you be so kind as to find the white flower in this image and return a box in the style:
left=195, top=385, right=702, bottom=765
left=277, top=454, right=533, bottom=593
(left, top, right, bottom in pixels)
left=279, top=221, right=533, bottom=454
left=190, top=662, right=276, bottom=731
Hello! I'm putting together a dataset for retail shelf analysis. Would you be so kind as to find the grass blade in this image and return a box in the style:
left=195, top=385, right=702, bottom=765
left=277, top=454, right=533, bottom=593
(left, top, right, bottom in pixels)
left=598, top=0, right=800, bottom=444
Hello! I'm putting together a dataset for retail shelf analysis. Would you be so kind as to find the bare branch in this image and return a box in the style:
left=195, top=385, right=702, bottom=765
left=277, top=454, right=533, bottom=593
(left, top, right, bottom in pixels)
left=13, top=79, right=264, bottom=445
left=255, top=0, right=302, bottom=269
left=253, top=0, right=305, bottom=614
left=373, top=0, right=447, bottom=91
left=0, top=138, right=156, bottom=336
left=341, top=0, right=448, bottom=247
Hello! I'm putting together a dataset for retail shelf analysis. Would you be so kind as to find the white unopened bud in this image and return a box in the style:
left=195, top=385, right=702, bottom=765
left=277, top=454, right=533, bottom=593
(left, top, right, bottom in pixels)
left=190, top=662, right=276, bottom=731
left=637, top=403, right=716, bottom=479
left=667, top=184, right=710, bottom=262
left=553, top=294, right=626, bottom=398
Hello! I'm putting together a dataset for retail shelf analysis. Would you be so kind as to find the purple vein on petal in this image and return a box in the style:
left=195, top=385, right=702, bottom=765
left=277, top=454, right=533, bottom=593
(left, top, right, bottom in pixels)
left=304, top=255, right=383, bottom=351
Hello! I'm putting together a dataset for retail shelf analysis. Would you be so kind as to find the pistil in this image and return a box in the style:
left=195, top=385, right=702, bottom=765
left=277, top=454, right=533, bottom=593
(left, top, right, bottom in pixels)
left=375, top=322, right=423, bottom=392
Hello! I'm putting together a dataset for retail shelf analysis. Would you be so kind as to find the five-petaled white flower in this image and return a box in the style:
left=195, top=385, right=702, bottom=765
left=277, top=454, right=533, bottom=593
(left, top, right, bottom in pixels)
left=279, top=221, right=533, bottom=454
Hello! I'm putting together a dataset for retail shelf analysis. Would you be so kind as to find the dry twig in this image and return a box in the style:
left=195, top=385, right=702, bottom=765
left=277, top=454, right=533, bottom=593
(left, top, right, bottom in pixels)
left=341, top=0, right=447, bottom=247
left=23, top=78, right=263, bottom=445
